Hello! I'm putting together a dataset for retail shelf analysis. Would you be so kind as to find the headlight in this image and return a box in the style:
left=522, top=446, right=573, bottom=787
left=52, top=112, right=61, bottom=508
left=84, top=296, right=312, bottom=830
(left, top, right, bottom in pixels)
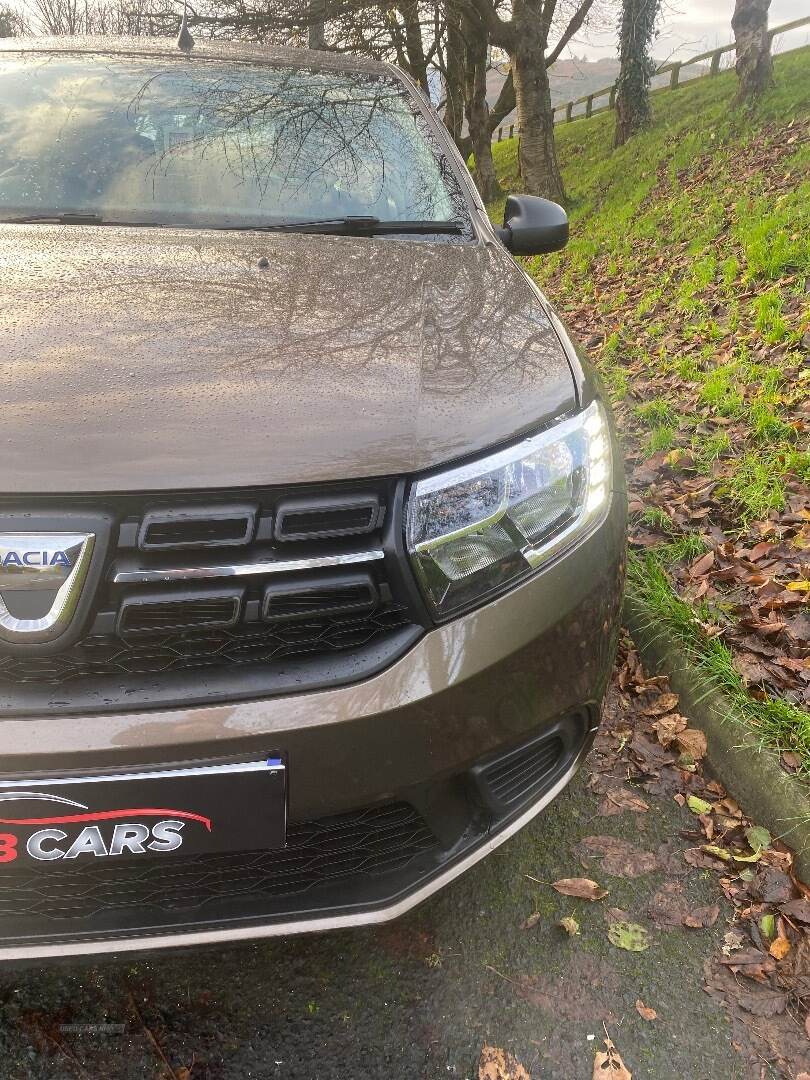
left=406, top=400, right=612, bottom=619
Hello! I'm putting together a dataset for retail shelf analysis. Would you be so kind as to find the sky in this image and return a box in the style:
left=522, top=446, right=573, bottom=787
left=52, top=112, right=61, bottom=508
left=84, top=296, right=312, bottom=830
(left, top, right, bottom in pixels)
left=568, top=0, right=810, bottom=63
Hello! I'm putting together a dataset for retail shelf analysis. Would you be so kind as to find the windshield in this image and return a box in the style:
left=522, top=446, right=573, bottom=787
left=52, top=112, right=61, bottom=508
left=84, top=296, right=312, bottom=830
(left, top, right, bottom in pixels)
left=0, top=53, right=471, bottom=233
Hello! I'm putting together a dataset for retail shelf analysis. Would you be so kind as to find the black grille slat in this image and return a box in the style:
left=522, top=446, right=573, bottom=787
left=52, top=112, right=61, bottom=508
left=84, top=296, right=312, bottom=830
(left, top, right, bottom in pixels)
left=123, top=601, right=239, bottom=632
left=269, top=586, right=371, bottom=614
left=281, top=507, right=374, bottom=536
left=118, top=591, right=243, bottom=636
left=274, top=494, right=382, bottom=541
left=262, top=571, right=378, bottom=623
left=138, top=503, right=257, bottom=551
left=144, top=518, right=246, bottom=547
left=0, top=802, right=438, bottom=923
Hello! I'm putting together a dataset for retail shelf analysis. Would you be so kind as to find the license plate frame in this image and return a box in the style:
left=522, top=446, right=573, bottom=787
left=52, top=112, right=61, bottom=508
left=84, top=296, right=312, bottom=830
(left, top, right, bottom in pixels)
left=0, top=757, right=286, bottom=867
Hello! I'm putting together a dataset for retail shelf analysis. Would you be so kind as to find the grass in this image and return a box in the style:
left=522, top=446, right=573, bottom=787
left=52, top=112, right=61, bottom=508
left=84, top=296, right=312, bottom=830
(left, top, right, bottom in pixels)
left=487, top=46, right=810, bottom=764
left=629, top=549, right=810, bottom=770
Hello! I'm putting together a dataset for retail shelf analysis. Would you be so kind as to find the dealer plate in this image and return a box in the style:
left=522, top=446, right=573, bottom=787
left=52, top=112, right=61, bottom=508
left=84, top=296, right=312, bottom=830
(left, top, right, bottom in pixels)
left=0, top=758, right=286, bottom=867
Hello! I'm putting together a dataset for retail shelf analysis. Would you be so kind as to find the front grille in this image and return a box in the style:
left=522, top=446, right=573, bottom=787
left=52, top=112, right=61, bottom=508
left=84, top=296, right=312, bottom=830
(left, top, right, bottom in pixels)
left=0, top=802, right=439, bottom=927
left=0, top=480, right=427, bottom=714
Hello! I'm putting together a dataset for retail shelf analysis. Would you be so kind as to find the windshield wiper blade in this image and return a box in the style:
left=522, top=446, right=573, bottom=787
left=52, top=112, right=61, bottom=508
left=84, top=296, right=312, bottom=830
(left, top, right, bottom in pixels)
left=232, top=217, right=463, bottom=236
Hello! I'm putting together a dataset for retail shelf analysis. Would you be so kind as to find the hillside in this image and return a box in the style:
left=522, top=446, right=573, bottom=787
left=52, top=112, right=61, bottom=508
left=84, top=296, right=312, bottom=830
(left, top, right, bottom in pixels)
left=491, top=48, right=810, bottom=764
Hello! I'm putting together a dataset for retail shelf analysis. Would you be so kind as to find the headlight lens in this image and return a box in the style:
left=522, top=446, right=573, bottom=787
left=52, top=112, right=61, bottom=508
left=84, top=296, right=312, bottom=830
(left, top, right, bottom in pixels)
left=406, top=400, right=612, bottom=618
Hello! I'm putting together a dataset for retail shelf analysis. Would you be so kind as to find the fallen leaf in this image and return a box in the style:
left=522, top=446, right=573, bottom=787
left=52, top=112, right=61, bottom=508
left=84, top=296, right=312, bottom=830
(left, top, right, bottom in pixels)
left=641, top=692, right=679, bottom=716
left=520, top=912, right=542, bottom=930
left=635, top=999, right=657, bottom=1021
left=719, top=949, right=776, bottom=977
left=663, top=446, right=689, bottom=469
left=730, top=849, right=762, bottom=864
left=735, top=987, right=788, bottom=1016
left=781, top=750, right=801, bottom=772
left=682, top=903, right=720, bottom=929
left=779, top=898, right=810, bottom=924
left=785, top=579, right=810, bottom=593
left=559, top=916, right=580, bottom=936
left=675, top=728, right=708, bottom=760
left=607, top=922, right=650, bottom=952
left=749, top=867, right=794, bottom=904
left=769, top=934, right=791, bottom=960
left=690, top=550, right=715, bottom=577
left=649, top=881, right=689, bottom=928
left=685, top=846, right=727, bottom=869
left=745, top=825, right=771, bottom=853
left=702, top=844, right=732, bottom=862
left=478, top=1045, right=531, bottom=1080
left=715, top=796, right=742, bottom=819
left=760, top=913, right=776, bottom=940
left=577, top=836, right=658, bottom=878
left=605, top=906, right=631, bottom=924
left=551, top=878, right=608, bottom=901
left=651, top=712, right=687, bottom=747
left=593, top=1036, right=631, bottom=1079
left=687, top=795, right=713, bottom=815
left=600, top=787, right=650, bottom=815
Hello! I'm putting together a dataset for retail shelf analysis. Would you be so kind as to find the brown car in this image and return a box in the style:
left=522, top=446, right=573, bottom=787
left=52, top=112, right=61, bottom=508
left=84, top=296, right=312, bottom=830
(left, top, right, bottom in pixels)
left=0, top=36, right=625, bottom=960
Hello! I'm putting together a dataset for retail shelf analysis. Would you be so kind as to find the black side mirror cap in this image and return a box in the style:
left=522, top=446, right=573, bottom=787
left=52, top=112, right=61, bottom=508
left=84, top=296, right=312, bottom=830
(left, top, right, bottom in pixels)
left=497, top=194, right=569, bottom=256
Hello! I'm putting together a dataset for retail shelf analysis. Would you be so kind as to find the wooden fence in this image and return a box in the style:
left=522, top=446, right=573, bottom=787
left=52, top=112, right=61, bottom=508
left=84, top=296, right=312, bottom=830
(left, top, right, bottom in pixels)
left=494, top=14, right=810, bottom=143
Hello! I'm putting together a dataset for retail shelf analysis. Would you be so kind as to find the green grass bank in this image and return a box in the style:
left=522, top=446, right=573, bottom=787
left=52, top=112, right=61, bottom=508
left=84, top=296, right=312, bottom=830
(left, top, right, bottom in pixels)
left=489, top=48, right=810, bottom=768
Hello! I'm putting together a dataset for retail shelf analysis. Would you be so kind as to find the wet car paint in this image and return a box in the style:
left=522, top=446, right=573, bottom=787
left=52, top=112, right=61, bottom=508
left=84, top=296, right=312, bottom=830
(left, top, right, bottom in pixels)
left=0, top=226, right=576, bottom=493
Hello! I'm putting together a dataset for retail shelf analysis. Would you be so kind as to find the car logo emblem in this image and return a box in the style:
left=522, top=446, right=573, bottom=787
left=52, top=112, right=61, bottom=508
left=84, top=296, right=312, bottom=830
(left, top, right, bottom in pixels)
left=0, top=533, right=95, bottom=644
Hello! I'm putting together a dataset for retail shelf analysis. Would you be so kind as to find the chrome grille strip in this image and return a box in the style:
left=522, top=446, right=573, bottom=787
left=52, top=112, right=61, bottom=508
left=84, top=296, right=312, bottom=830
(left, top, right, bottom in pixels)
left=112, top=549, right=386, bottom=585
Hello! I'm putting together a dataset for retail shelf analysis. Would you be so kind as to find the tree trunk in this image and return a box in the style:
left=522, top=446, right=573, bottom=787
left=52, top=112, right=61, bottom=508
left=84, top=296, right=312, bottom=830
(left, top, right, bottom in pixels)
left=732, top=0, right=773, bottom=103
left=307, top=0, right=326, bottom=49
left=613, top=0, right=661, bottom=148
left=443, top=9, right=467, bottom=149
left=463, top=14, right=502, bottom=203
left=510, top=5, right=564, bottom=201
left=401, top=0, right=429, bottom=94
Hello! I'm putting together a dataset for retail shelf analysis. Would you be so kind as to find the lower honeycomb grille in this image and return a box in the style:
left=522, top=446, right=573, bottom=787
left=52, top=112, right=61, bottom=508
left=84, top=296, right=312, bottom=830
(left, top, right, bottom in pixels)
left=0, top=607, right=412, bottom=685
left=0, top=802, right=439, bottom=926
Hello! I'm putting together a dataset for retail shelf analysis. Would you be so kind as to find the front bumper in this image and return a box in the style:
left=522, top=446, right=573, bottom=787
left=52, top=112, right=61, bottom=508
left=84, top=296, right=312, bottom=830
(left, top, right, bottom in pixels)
left=0, top=495, right=625, bottom=960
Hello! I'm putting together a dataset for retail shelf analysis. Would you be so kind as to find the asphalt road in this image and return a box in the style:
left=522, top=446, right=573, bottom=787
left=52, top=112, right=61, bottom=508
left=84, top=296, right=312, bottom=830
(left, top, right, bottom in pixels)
left=0, top=762, right=747, bottom=1080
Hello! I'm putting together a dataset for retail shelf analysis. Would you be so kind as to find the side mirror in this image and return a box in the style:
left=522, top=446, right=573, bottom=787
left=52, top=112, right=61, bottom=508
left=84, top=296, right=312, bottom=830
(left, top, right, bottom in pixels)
left=497, top=194, right=569, bottom=256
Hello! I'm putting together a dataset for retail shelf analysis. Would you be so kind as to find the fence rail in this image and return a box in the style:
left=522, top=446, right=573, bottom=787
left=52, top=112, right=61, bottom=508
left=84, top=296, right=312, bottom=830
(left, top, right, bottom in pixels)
left=494, top=14, right=810, bottom=142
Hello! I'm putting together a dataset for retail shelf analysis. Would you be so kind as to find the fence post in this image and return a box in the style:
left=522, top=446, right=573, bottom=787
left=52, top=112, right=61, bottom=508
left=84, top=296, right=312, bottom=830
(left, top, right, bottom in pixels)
left=608, top=85, right=616, bottom=109
left=565, top=101, right=573, bottom=122
left=585, top=94, right=593, bottom=118
left=710, top=49, right=722, bottom=75
left=670, top=62, right=682, bottom=89
left=509, top=124, right=514, bottom=139
left=497, top=127, right=502, bottom=142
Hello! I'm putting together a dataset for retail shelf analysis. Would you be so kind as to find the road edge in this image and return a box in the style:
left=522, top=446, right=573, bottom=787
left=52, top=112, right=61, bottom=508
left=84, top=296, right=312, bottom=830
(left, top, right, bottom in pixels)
left=624, top=594, right=810, bottom=883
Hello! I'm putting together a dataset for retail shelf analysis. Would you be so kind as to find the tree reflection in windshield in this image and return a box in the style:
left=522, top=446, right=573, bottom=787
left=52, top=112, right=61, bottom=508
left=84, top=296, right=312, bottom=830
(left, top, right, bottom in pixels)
left=0, top=53, right=472, bottom=231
